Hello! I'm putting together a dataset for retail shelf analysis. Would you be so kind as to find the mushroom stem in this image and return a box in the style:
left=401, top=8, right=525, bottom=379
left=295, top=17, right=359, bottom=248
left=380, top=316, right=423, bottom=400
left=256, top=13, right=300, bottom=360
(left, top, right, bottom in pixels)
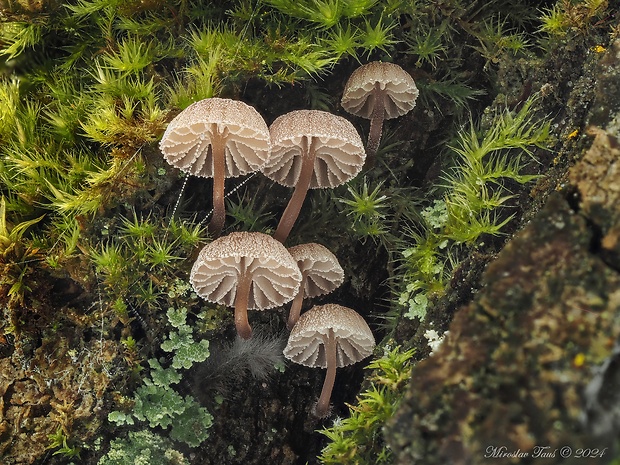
left=209, top=126, right=228, bottom=237
left=287, top=269, right=309, bottom=330
left=234, top=257, right=253, bottom=339
left=366, top=84, right=385, bottom=169
left=315, top=328, right=337, bottom=418
left=274, top=136, right=316, bottom=244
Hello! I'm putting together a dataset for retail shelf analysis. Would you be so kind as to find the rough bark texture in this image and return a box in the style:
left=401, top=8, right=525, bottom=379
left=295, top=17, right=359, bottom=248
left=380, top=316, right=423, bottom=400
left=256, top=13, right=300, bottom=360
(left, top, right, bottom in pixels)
left=386, top=38, right=620, bottom=465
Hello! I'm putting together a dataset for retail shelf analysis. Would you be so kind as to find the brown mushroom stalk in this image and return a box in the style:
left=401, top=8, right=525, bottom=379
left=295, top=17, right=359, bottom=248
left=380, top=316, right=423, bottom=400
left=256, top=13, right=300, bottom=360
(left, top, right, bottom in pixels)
left=287, top=269, right=309, bottom=330
left=366, top=83, right=386, bottom=166
left=274, top=136, right=316, bottom=243
left=262, top=110, right=366, bottom=245
left=209, top=126, right=229, bottom=237
left=315, top=328, right=337, bottom=417
left=159, top=98, right=271, bottom=239
left=283, top=304, right=375, bottom=418
left=233, top=257, right=253, bottom=339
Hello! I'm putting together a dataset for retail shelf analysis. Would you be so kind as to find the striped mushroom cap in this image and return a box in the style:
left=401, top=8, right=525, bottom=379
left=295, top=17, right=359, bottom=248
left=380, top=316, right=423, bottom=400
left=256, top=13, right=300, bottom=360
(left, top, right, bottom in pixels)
left=262, top=110, right=365, bottom=189
left=288, top=243, right=344, bottom=298
left=341, top=61, right=419, bottom=119
left=284, top=304, right=375, bottom=369
left=190, top=232, right=302, bottom=309
left=159, top=98, right=270, bottom=177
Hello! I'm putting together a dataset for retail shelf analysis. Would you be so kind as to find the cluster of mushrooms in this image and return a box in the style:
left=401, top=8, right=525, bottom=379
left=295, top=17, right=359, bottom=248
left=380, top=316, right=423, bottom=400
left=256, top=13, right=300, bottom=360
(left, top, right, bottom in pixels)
left=159, top=61, right=419, bottom=417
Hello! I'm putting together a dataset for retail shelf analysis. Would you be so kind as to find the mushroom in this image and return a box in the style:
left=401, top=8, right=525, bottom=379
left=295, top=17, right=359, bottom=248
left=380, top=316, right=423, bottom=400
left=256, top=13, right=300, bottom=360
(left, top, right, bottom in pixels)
left=262, top=110, right=366, bottom=243
left=159, top=98, right=271, bottom=237
left=341, top=61, right=418, bottom=167
left=190, top=231, right=301, bottom=339
left=286, top=243, right=344, bottom=330
left=283, top=304, right=375, bottom=417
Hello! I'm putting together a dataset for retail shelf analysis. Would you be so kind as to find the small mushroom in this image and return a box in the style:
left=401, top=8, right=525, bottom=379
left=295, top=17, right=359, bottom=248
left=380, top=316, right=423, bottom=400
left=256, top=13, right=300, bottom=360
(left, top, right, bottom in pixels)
left=284, top=304, right=375, bottom=417
left=341, top=61, right=418, bottom=166
left=286, top=243, right=344, bottom=330
left=190, top=231, right=302, bottom=339
left=262, top=110, right=366, bottom=243
left=159, top=98, right=271, bottom=237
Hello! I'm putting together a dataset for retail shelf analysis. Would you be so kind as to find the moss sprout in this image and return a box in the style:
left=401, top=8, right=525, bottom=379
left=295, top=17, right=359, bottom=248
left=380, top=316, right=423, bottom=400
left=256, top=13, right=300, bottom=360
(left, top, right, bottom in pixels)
left=92, top=215, right=206, bottom=290
left=225, top=191, right=276, bottom=233
left=394, top=96, right=551, bottom=322
left=0, top=196, right=44, bottom=306
left=319, top=345, right=415, bottom=464
left=46, top=427, right=81, bottom=459
left=539, top=0, right=609, bottom=39
left=338, top=178, right=390, bottom=244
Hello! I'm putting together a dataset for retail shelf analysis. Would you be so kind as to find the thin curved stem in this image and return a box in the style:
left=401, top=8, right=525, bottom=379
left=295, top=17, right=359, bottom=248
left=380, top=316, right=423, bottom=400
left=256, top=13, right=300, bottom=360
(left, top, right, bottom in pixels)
left=315, top=329, right=337, bottom=418
left=234, top=257, right=253, bottom=339
left=366, top=84, right=386, bottom=169
left=274, top=136, right=316, bottom=244
left=287, top=269, right=308, bottom=330
left=209, top=126, right=228, bottom=237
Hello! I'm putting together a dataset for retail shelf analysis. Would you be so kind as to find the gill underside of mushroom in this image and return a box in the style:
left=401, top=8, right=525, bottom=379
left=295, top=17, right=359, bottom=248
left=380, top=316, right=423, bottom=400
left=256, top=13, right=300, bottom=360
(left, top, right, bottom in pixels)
left=366, top=83, right=385, bottom=169
left=208, top=125, right=229, bottom=238
left=274, top=136, right=317, bottom=244
left=287, top=269, right=309, bottom=330
left=315, top=328, right=337, bottom=418
left=234, top=257, right=253, bottom=339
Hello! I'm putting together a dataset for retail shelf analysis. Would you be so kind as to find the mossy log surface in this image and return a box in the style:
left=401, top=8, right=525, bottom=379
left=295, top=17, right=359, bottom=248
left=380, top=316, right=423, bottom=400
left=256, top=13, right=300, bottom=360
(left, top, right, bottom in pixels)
left=387, top=38, right=620, bottom=465
left=2, top=2, right=620, bottom=465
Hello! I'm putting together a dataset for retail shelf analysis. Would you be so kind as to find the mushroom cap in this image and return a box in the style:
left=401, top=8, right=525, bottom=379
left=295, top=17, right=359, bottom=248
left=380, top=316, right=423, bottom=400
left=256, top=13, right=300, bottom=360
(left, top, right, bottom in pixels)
left=159, top=97, right=271, bottom=178
left=284, top=304, right=375, bottom=369
left=190, top=231, right=302, bottom=310
left=262, top=110, right=366, bottom=189
left=288, top=243, right=344, bottom=298
left=341, top=61, right=419, bottom=120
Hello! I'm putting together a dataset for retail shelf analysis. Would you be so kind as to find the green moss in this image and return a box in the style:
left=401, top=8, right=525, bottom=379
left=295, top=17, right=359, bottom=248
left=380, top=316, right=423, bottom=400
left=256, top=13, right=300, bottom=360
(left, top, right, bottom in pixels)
left=0, top=196, right=44, bottom=306
left=395, top=96, right=551, bottom=322
left=338, top=178, right=390, bottom=244
left=46, top=427, right=82, bottom=459
left=539, top=0, right=609, bottom=39
left=319, top=345, right=415, bottom=465
left=262, top=0, right=381, bottom=28
left=443, top=97, right=550, bottom=243
left=225, top=188, right=276, bottom=233
left=90, top=213, right=206, bottom=313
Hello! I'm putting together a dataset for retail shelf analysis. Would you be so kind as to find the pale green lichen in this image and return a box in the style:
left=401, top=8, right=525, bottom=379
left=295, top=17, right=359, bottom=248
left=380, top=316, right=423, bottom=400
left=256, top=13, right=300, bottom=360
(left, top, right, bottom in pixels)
left=97, top=430, right=190, bottom=465
left=108, top=308, right=212, bottom=448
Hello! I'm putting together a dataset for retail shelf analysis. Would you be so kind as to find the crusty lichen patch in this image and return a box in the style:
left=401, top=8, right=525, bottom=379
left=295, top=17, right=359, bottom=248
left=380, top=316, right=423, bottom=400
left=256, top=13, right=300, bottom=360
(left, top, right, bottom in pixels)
left=0, top=325, right=124, bottom=464
left=570, top=126, right=620, bottom=266
left=570, top=39, right=620, bottom=266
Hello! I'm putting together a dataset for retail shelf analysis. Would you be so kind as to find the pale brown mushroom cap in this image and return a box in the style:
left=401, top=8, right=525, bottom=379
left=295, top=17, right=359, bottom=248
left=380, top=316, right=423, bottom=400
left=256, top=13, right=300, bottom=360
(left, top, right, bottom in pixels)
left=341, top=61, right=419, bottom=120
left=287, top=243, right=344, bottom=298
left=284, top=304, right=375, bottom=369
left=159, top=98, right=271, bottom=178
left=262, top=110, right=366, bottom=189
left=190, top=231, right=302, bottom=310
